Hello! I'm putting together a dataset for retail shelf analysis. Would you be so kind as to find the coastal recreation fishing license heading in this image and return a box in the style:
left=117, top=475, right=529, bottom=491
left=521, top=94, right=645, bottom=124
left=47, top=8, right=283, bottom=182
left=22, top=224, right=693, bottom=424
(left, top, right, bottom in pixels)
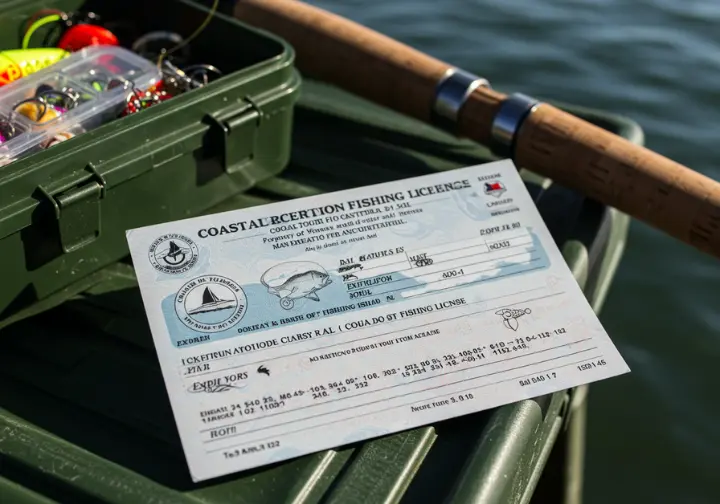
left=126, top=159, right=630, bottom=482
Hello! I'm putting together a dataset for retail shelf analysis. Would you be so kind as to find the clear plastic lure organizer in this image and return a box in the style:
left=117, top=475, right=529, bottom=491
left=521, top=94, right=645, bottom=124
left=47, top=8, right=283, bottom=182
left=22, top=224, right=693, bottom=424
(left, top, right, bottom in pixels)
left=0, top=45, right=162, bottom=166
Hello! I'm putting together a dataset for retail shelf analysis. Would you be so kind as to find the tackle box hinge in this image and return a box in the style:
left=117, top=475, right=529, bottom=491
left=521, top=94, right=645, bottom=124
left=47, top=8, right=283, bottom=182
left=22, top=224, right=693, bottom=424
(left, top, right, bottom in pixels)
left=207, top=97, right=262, bottom=175
left=38, top=163, right=107, bottom=254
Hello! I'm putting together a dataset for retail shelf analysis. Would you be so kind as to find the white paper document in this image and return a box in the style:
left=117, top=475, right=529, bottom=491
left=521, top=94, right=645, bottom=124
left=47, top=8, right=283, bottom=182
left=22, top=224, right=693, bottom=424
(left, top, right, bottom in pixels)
left=126, top=159, right=630, bottom=482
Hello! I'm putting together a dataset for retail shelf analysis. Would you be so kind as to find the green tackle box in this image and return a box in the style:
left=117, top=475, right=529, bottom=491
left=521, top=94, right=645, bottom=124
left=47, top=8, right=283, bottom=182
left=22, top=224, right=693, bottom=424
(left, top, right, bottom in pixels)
left=0, top=77, right=642, bottom=503
left=0, top=0, right=300, bottom=327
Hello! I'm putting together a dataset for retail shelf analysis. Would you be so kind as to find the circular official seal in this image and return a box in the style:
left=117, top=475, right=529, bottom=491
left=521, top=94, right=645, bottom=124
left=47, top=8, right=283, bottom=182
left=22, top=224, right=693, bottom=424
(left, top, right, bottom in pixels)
left=175, top=275, right=247, bottom=333
left=148, top=234, right=199, bottom=274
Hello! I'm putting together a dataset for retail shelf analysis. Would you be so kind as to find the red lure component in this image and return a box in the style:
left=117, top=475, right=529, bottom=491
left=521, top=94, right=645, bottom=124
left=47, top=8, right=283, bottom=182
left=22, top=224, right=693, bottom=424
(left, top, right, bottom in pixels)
left=148, top=80, right=165, bottom=93
left=56, top=24, right=118, bottom=52
left=121, top=86, right=172, bottom=117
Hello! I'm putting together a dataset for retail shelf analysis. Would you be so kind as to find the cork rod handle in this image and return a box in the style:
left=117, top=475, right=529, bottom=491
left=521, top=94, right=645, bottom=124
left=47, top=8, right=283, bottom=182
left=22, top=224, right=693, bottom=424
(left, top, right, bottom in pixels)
left=235, top=0, right=720, bottom=258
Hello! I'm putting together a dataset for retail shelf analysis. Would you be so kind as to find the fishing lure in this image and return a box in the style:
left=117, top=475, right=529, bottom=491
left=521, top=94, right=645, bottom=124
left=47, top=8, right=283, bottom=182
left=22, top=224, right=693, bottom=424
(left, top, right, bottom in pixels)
left=22, top=10, right=118, bottom=52
left=23, top=9, right=101, bottom=35
left=14, top=100, right=60, bottom=123
left=0, top=120, right=16, bottom=144
left=184, top=64, right=223, bottom=87
left=55, top=84, right=93, bottom=105
left=121, top=86, right=172, bottom=116
left=158, top=61, right=223, bottom=96
left=35, top=86, right=80, bottom=112
left=13, top=86, right=79, bottom=123
left=56, top=24, right=118, bottom=52
left=0, top=49, right=69, bottom=86
left=43, top=131, right=75, bottom=148
left=118, top=60, right=222, bottom=117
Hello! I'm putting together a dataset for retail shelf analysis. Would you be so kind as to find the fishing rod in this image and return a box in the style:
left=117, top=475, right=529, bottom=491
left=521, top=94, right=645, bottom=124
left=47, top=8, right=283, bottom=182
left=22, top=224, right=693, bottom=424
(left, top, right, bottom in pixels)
left=234, top=0, right=720, bottom=260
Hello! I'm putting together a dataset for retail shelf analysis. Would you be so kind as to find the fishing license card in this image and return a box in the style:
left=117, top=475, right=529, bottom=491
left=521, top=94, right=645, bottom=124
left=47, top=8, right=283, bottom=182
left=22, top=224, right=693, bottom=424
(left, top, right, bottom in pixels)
left=126, top=159, right=630, bottom=482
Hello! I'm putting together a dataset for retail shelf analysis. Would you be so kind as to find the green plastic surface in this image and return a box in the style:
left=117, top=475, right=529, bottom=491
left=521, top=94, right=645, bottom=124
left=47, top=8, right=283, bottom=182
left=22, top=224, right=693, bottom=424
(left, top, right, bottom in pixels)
left=0, top=0, right=300, bottom=325
left=0, top=75, right=641, bottom=503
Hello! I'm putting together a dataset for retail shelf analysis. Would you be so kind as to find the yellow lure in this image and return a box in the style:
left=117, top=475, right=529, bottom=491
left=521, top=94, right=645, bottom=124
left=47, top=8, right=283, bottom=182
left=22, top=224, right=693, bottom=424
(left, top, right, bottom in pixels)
left=15, top=102, right=60, bottom=123
left=0, top=48, right=69, bottom=87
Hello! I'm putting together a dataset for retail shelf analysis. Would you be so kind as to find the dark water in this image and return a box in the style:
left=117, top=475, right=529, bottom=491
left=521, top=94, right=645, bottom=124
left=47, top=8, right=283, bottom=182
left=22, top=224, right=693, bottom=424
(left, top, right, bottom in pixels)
left=305, top=1, right=720, bottom=503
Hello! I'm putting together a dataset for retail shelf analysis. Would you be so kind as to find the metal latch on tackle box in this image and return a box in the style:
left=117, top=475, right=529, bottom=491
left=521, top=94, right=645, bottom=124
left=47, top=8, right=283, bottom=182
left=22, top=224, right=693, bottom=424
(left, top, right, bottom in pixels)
left=207, top=97, right=262, bottom=175
left=38, top=163, right=106, bottom=254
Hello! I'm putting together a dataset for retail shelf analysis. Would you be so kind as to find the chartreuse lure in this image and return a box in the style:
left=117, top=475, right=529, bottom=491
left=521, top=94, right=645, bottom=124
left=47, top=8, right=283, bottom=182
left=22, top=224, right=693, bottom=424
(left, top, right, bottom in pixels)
left=0, top=48, right=69, bottom=86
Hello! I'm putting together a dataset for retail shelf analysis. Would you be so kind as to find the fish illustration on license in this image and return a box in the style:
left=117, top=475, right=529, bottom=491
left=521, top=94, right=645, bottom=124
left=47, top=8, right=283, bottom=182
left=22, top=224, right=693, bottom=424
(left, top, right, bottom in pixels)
left=261, top=261, right=333, bottom=310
